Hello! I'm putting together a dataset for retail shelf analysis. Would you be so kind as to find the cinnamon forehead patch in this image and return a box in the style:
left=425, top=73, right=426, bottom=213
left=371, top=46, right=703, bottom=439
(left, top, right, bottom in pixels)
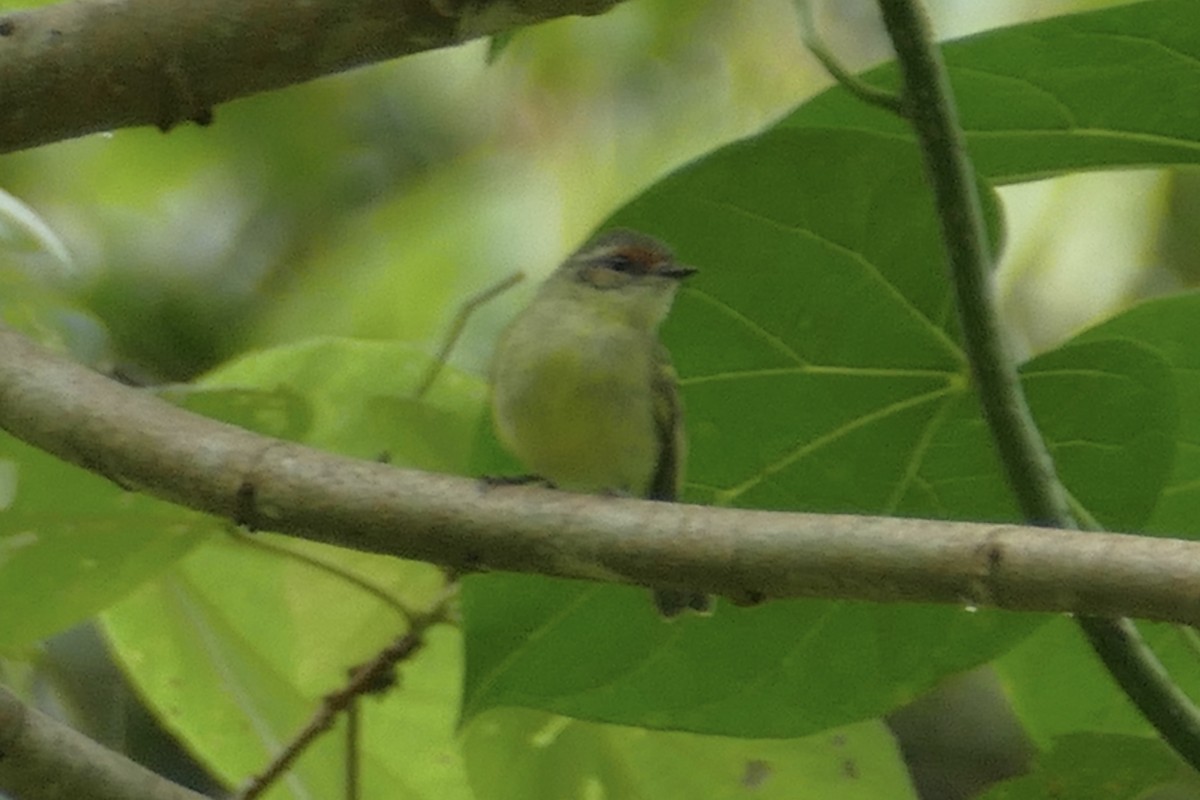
left=573, top=230, right=682, bottom=279
left=620, top=244, right=668, bottom=270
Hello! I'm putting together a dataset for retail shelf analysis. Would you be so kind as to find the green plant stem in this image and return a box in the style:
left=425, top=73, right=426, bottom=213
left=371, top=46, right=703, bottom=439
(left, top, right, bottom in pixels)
left=877, top=0, right=1073, bottom=528
left=804, top=34, right=907, bottom=115
left=798, top=0, right=906, bottom=116
left=874, top=0, right=1200, bottom=770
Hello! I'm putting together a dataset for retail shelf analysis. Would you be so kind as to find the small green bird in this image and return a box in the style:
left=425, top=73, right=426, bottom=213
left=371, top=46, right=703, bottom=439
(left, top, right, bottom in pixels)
left=489, top=228, right=711, bottom=618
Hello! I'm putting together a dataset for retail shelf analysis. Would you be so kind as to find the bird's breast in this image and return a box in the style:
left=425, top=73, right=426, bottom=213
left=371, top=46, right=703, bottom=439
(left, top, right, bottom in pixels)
left=491, top=313, right=659, bottom=494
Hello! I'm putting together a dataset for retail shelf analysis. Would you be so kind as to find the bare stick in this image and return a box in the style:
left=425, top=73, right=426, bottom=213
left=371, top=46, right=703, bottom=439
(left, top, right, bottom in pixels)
left=413, top=271, right=525, bottom=400
left=236, top=592, right=454, bottom=800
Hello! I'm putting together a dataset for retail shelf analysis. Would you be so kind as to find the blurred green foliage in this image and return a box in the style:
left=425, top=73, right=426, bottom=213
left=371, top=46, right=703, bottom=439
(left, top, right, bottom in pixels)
left=5, top=1, right=1200, bottom=799
left=0, top=0, right=821, bottom=381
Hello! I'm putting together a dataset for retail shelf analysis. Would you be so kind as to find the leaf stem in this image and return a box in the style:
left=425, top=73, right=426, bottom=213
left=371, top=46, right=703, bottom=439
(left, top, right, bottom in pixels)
left=799, top=1, right=906, bottom=116
left=874, top=0, right=1200, bottom=770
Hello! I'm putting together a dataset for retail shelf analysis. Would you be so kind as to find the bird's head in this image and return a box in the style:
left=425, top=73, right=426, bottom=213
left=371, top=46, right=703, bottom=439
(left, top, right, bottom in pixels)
left=550, top=229, right=697, bottom=329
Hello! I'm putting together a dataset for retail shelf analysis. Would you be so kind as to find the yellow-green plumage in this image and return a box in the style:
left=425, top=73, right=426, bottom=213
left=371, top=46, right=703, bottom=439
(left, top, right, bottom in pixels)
left=489, top=229, right=709, bottom=618
left=492, top=287, right=669, bottom=496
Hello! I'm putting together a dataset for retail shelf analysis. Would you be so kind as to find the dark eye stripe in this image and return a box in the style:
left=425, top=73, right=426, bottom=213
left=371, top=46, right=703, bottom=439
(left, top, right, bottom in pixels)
left=607, top=254, right=644, bottom=274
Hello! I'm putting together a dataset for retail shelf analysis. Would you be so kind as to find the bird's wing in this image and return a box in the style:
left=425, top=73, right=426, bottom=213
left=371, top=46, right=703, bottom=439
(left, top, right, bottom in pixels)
left=648, top=342, right=685, bottom=502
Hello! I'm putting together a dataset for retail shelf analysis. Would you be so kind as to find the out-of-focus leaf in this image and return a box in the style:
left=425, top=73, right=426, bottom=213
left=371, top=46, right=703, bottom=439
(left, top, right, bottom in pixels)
left=103, top=537, right=465, bottom=800
left=978, top=732, right=1200, bottom=800
left=196, top=337, right=485, bottom=468
left=0, top=187, right=73, bottom=274
left=463, top=708, right=915, bottom=800
left=0, top=379, right=316, bottom=653
left=0, top=434, right=208, bottom=653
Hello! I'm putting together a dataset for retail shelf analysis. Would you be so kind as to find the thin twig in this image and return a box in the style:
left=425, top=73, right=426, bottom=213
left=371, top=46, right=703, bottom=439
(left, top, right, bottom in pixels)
left=874, top=0, right=1200, bottom=771
left=229, top=529, right=417, bottom=625
left=234, top=633, right=422, bottom=799
left=346, top=700, right=360, bottom=800
left=413, top=271, right=524, bottom=400
left=877, top=0, right=1073, bottom=527
left=235, top=589, right=456, bottom=800
left=797, top=2, right=904, bottom=116
left=797, top=0, right=906, bottom=115
left=806, top=40, right=907, bottom=115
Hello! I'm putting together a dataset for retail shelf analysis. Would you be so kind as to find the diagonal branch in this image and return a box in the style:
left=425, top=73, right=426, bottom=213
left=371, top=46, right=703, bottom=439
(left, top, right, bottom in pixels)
left=0, top=0, right=625, bottom=154
left=4, top=327, right=1200, bottom=626
left=0, top=686, right=208, bottom=800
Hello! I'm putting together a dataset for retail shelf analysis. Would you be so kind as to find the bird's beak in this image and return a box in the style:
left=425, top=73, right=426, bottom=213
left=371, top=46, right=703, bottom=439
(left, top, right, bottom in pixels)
left=662, top=264, right=698, bottom=280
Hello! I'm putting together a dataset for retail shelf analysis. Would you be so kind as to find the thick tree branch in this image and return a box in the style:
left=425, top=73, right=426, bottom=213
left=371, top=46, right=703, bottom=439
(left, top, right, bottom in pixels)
left=4, top=328, right=1200, bottom=625
left=0, top=0, right=623, bottom=154
left=876, top=0, right=1200, bottom=771
left=0, top=686, right=208, bottom=800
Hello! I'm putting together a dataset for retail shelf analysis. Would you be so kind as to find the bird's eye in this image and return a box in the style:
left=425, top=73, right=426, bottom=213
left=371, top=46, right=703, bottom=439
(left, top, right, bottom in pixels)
left=606, top=254, right=641, bottom=274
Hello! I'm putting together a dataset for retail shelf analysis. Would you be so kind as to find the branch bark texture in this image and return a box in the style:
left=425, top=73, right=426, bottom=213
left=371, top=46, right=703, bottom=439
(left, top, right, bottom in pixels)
left=3, top=328, right=1200, bottom=625
left=0, top=0, right=623, bottom=154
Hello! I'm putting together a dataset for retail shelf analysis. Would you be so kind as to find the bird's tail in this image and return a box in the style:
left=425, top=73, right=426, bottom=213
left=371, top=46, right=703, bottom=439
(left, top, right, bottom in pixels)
left=652, top=589, right=713, bottom=619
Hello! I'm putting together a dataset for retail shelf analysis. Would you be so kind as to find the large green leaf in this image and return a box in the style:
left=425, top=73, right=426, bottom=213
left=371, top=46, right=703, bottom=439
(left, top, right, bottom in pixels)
left=1072, top=291, right=1200, bottom=536
left=462, top=574, right=1043, bottom=738
left=462, top=0, right=1200, bottom=742
left=989, top=292, right=1200, bottom=780
left=461, top=127, right=1177, bottom=737
left=978, top=732, right=1200, bottom=799
left=0, top=434, right=207, bottom=653
left=785, top=0, right=1200, bottom=182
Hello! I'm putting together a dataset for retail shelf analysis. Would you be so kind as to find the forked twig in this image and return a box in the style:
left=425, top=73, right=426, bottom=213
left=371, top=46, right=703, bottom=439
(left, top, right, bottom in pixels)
left=236, top=588, right=456, bottom=799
